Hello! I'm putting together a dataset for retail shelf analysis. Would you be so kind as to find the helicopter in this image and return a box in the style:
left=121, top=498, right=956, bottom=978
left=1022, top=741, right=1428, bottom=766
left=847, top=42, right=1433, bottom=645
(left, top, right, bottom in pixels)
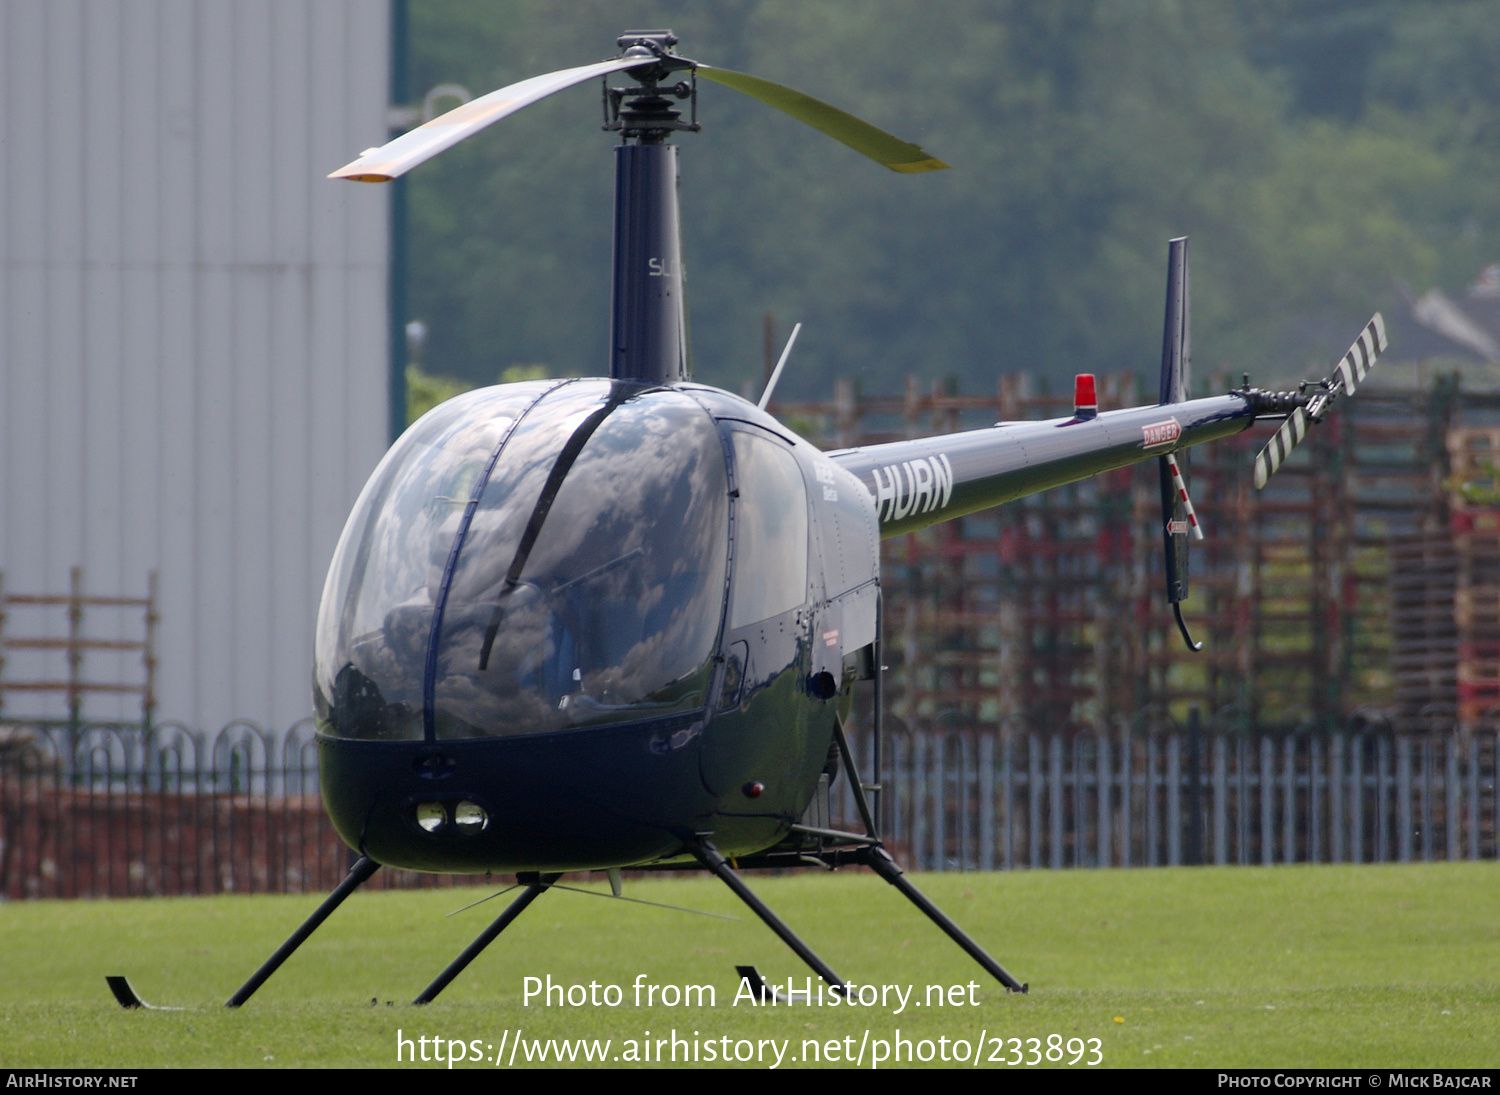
left=106, top=30, right=1386, bottom=1012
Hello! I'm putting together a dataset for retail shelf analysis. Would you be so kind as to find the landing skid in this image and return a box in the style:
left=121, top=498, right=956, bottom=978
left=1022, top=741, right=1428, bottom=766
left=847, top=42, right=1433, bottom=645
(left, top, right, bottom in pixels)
left=106, top=975, right=184, bottom=1011
left=736, top=964, right=794, bottom=1004
left=107, top=855, right=383, bottom=1011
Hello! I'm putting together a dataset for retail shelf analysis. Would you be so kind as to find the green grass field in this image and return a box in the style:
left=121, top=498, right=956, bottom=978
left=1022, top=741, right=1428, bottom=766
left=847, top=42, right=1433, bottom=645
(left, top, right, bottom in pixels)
left=1, top=863, right=1495, bottom=1068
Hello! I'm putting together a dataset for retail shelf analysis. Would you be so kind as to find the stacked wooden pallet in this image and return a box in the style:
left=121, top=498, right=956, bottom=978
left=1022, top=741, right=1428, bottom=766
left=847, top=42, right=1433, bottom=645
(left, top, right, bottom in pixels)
left=1447, top=428, right=1500, bottom=725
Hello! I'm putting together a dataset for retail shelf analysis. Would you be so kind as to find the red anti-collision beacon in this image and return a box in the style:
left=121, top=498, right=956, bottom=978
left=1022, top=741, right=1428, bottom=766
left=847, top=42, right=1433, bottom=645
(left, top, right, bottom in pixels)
left=1074, top=373, right=1098, bottom=420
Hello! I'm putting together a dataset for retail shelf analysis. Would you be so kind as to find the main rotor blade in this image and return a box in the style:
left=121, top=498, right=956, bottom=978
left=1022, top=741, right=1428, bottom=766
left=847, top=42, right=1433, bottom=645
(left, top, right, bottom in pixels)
left=695, top=66, right=949, bottom=173
left=330, top=57, right=654, bottom=182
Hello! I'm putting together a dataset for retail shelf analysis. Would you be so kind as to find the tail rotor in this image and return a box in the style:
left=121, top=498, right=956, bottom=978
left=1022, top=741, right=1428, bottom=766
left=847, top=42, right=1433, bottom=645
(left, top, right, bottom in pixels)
left=1251, top=314, right=1387, bottom=490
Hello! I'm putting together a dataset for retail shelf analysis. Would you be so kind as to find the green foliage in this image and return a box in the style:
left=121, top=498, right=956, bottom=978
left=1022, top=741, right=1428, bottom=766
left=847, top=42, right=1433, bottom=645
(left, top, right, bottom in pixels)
left=498, top=363, right=551, bottom=384
left=404, top=1, right=1500, bottom=396
left=406, top=363, right=564, bottom=427
left=406, top=363, right=475, bottom=425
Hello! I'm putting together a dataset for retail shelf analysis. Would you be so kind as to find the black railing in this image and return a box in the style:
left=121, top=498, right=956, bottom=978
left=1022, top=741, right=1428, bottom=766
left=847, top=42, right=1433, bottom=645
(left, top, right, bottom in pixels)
left=837, top=727, right=1499, bottom=870
left=0, top=721, right=482, bottom=899
left=1, top=720, right=1495, bottom=900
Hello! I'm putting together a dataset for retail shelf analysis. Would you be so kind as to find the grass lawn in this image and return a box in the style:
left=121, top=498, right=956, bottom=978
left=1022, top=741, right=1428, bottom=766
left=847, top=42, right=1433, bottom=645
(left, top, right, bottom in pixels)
left=0, top=862, right=1494, bottom=1068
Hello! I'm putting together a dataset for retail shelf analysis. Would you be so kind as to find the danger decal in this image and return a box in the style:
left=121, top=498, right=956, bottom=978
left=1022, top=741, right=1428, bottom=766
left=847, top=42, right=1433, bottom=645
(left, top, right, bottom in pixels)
left=1142, top=418, right=1181, bottom=448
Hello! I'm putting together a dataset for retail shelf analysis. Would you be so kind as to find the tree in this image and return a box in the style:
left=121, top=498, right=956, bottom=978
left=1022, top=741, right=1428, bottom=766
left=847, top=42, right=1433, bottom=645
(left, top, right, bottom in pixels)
left=404, top=0, right=1499, bottom=395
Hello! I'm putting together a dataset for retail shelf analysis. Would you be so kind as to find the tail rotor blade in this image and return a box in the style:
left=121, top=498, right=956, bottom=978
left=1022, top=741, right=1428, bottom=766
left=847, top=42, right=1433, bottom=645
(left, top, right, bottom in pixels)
left=1252, top=313, right=1386, bottom=491
left=1253, top=406, right=1309, bottom=490
left=1331, top=313, right=1387, bottom=399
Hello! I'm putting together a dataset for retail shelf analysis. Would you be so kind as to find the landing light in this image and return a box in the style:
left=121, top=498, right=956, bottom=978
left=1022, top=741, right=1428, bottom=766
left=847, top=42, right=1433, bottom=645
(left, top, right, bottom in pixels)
left=415, top=802, right=446, bottom=833
left=454, top=801, right=489, bottom=833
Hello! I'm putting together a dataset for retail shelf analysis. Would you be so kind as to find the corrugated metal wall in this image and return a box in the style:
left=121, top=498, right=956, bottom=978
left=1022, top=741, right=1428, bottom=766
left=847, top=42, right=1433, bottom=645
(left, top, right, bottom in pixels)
left=0, top=1, right=390, bottom=730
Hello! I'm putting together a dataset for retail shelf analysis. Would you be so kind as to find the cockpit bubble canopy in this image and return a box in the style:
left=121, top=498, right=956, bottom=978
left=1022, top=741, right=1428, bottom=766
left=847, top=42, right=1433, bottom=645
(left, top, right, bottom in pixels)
left=315, top=381, right=730, bottom=741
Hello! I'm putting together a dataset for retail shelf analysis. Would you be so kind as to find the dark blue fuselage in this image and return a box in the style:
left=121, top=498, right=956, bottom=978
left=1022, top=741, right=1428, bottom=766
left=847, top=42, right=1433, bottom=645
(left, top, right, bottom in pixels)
left=315, top=380, right=879, bottom=872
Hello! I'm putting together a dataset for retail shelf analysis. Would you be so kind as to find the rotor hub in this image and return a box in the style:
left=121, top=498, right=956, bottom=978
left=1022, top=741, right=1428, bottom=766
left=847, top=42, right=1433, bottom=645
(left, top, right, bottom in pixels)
left=605, top=30, right=699, bottom=142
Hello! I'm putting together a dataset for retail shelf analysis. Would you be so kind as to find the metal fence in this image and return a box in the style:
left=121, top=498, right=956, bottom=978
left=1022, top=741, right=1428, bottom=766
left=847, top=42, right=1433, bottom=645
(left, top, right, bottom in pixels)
left=0, top=721, right=479, bottom=899
left=2, top=721, right=1495, bottom=900
left=837, top=728, right=1500, bottom=871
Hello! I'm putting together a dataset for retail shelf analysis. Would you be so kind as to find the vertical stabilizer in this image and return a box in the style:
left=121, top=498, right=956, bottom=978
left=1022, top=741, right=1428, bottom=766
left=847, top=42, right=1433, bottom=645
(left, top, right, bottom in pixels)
left=1159, top=237, right=1190, bottom=406
left=1157, top=238, right=1200, bottom=649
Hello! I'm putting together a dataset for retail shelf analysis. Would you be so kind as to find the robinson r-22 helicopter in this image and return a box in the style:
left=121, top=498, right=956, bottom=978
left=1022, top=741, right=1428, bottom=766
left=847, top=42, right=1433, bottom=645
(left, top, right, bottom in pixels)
left=108, top=30, right=1387, bottom=1011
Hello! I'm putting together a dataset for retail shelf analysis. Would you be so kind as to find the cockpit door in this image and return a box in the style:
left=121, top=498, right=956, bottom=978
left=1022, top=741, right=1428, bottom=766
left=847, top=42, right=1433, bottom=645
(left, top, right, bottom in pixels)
left=700, top=426, right=813, bottom=798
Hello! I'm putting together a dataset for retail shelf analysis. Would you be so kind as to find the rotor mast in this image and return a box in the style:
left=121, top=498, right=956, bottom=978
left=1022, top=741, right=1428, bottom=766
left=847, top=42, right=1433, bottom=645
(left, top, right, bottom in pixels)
left=606, top=32, right=698, bottom=385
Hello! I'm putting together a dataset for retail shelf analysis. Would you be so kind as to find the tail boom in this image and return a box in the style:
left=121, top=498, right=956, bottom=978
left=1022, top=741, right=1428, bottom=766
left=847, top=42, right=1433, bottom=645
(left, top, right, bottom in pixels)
left=830, top=393, right=1254, bottom=537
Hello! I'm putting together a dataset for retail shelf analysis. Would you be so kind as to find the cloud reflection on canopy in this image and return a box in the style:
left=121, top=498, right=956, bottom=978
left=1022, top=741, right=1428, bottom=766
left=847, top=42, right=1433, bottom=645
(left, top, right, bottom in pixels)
left=315, top=381, right=729, bottom=741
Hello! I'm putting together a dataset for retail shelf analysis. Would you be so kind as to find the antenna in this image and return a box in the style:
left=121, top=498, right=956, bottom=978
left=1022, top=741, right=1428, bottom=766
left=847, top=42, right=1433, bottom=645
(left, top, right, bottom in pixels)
left=757, top=322, right=802, bottom=410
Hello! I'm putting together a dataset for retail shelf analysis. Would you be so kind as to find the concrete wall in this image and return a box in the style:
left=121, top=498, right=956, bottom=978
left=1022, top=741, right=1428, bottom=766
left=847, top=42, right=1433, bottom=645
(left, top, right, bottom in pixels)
left=0, top=0, right=391, bottom=731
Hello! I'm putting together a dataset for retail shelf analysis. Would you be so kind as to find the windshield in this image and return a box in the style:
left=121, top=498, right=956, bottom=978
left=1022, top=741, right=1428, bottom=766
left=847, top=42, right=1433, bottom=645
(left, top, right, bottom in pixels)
left=314, top=381, right=729, bottom=740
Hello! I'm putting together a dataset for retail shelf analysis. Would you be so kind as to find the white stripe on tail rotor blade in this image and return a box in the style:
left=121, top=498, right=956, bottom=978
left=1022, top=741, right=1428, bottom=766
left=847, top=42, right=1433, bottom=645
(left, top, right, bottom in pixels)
left=1334, top=313, right=1388, bottom=397
left=1353, top=328, right=1373, bottom=381
left=1252, top=315, right=1383, bottom=491
left=1337, top=355, right=1357, bottom=395
left=1254, top=406, right=1307, bottom=491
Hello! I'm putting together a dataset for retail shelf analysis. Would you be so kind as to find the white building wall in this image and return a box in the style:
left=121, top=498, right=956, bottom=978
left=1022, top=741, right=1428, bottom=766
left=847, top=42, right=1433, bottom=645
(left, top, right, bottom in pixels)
left=0, top=0, right=390, bottom=731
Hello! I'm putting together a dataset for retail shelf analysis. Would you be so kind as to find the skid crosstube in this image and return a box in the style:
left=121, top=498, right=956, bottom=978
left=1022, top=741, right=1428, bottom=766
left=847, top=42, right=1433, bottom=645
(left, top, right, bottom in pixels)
left=690, top=837, right=848, bottom=994
left=225, top=855, right=382, bottom=1008
left=662, top=839, right=1027, bottom=995
left=858, top=845, right=1027, bottom=994
left=413, top=873, right=561, bottom=1004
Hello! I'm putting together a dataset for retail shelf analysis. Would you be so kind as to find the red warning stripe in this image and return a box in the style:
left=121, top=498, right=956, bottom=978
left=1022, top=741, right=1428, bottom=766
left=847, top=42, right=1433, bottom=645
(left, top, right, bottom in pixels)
left=1164, top=453, right=1203, bottom=541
